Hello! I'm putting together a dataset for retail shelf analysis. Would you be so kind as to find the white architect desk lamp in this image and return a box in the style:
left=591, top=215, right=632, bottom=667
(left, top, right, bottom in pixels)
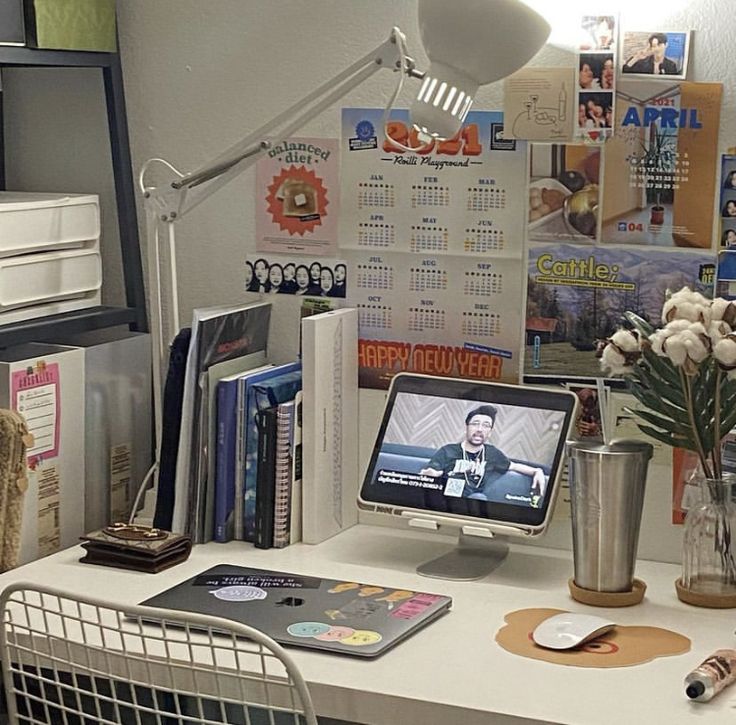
left=135, top=0, right=550, bottom=516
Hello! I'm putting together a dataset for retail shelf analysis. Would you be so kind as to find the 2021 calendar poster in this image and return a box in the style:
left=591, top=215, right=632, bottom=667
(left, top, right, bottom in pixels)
left=340, top=108, right=527, bottom=389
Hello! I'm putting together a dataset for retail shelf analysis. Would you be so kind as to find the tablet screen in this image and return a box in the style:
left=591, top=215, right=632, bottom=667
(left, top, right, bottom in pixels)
left=359, top=374, right=578, bottom=533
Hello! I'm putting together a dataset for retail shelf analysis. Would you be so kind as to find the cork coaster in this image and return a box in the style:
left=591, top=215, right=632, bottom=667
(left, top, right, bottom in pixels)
left=568, top=578, right=646, bottom=607
left=675, top=578, right=736, bottom=608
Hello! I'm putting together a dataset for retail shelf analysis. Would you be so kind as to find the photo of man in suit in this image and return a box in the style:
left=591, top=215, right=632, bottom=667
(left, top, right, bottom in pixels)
left=622, top=32, right=681, bottom=76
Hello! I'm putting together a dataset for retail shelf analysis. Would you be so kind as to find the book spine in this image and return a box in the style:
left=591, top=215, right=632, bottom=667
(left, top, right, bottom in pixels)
left=233, top=379, right=247, bottom=540
left=214, top=379, right=238, bottom=542
left=254, top=406, right=279, bottom=549
left=273, top=402, right=295, bottom=548
left=289, top=392, right=304, bottom=545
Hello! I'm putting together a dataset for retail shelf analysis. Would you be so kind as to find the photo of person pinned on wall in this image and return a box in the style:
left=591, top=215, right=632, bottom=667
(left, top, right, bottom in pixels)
left=621, top=30, right=690, bottom=79
left=579, top=54, right=615, bottom=91
left=245, top=256, right=347, bottom=297
left=722, top=226, right=736, bottom=250
left=580, top=15, right=615, bottom=51
left=578, top=92, right=613, bottom=130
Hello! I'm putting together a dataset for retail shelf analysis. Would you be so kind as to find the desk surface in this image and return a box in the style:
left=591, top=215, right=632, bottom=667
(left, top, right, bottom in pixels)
left=0, top=525, right=734, bottom=725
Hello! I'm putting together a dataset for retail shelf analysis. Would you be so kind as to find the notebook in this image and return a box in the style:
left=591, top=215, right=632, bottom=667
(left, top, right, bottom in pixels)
left=140, top=564, right=452, bottom=658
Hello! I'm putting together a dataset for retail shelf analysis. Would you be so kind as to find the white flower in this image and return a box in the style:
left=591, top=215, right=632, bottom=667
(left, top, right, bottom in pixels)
left=599, top=329, right=640, bottom=375
left=713, top=333, right=736, bottom=375
left=650, top=319, right=690, bottom=356
left=707, top=320, right=732, bottom=344
left=650, top=320, right=710, bottom=374
left=662, top=286, right=711, bottom=325
left=710, top=297, right=736, bottom=327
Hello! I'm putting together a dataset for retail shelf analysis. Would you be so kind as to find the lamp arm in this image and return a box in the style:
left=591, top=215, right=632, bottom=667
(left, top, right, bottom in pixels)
left=142, top=28, right=410, bottom=223
left=136, top=28, right=412, bottom=521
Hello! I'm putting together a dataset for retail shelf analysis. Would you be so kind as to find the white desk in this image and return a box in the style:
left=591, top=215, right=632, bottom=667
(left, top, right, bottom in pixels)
left=0, top=524, right=733, bottom=725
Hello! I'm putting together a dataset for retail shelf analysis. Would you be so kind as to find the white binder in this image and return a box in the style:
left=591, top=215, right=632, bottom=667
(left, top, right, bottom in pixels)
left=301, top=308, right=359, bottom=544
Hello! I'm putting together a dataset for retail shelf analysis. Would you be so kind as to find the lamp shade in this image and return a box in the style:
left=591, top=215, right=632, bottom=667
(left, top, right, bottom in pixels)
left=411, top=0, right=550, bottom=139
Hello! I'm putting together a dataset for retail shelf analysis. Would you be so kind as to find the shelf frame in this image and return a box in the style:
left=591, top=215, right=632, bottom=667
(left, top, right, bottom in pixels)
left=0, top=45, right=148, bottom=345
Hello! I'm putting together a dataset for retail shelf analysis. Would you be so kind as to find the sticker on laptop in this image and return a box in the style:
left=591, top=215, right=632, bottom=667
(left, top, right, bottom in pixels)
left=287, top=622, right=382, bottom=646
left=338, top=629, right=383, bottom=647
left=195, top=573, right=320, bottom=589
left=390, top=594, right=445, bottom=620
left=210, top=585, right=268, bottom=602
left=287, top=622, right=331, bottom=637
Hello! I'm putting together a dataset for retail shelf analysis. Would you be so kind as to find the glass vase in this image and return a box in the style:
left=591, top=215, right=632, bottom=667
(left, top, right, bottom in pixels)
left=678, top=474, right=736, bottom=607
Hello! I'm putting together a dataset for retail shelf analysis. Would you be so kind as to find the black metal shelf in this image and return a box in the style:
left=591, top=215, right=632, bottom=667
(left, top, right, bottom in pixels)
left=0, top=45, right=148, bottom=344
left=0, top=306, right=139, bottom=348
left=0, top=45, right=116, bottom=68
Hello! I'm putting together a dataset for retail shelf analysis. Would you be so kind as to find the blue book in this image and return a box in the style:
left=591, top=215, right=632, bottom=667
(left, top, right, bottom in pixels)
left=242, top=363, right=302, bottom=542
left=214, top=375, right=239, bottom=542
left=213, top=366, right=274, bottom=542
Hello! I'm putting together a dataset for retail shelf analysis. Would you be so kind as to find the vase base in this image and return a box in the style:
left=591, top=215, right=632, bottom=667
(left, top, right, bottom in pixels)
left=675, top=578, right=736, bottom=608
left=568, top=578, right=646, bottom=607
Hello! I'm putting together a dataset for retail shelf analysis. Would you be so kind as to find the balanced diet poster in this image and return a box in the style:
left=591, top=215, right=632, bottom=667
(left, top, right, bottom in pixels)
left=255, top=137, right=339, bottom=256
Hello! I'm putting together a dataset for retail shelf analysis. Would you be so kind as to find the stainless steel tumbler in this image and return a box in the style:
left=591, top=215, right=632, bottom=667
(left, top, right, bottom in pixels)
left=567, top=440, right=653, bottom=592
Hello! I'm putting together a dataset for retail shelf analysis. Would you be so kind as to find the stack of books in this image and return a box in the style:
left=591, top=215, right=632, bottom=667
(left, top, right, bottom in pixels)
left=162, top=301, right=358, bottom=548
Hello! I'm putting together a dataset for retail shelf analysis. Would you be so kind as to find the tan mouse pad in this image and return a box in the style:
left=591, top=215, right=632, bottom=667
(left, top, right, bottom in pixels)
left=495, top=608, right=690, bottom=668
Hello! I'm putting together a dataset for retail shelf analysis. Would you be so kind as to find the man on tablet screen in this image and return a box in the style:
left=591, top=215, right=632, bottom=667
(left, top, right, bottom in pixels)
left=419, top=405, right=547, bottom=504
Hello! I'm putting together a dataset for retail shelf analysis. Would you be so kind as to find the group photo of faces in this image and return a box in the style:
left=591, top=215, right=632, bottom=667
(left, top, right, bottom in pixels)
left=245, top=256, right=347, bottom=297
left=578, top=91, right=614, bottom=131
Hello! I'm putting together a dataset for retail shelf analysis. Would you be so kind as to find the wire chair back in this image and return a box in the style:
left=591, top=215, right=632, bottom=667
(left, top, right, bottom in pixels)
left=0, top=582, right=318, bottom=725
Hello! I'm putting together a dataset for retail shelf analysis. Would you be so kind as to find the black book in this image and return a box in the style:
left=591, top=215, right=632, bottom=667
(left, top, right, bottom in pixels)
left=254, top=406, right=279, bottom=549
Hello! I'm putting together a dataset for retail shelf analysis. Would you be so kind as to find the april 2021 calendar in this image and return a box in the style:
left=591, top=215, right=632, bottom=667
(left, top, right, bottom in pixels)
left=340, top=109, right=527, bottom=389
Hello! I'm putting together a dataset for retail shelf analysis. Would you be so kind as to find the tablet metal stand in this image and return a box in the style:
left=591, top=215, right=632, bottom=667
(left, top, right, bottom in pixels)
left=416, top=532, right=509, bottom=580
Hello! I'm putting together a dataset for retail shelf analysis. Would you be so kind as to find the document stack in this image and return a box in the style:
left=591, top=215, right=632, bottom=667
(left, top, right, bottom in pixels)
left=0, top=192, right=102, bottom=325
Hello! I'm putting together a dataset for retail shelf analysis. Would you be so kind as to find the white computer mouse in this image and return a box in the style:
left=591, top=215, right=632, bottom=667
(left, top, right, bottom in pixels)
left=532, top=613, right=616, bottom=650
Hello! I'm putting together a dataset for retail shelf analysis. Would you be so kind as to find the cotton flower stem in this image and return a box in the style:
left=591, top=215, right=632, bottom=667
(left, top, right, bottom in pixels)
left=680, top=367, right=714, bottom=479
left=714, top=367, right=723, bottom=479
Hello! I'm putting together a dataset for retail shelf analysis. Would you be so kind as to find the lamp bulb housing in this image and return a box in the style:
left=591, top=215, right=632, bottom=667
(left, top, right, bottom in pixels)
left=410, top=0, right=550, bottom=139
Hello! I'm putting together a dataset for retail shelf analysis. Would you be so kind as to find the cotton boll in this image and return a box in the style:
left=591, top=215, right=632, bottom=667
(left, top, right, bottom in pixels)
left=681, top=328, right=710, bottom=363
left=662, top=287, right=711, bottom=324
left=707, top=320, right=731, bottom=343
left=650, top=319, right=690, bottom=356
left=713, top=334, right=736, bottom=369
left=663, top=335, right=688, bottom=366
left=610, top=328, right=640, bottom=352
left=600, top=342, right=629, bottom=376
left=711, top=298, right=736, bottom=327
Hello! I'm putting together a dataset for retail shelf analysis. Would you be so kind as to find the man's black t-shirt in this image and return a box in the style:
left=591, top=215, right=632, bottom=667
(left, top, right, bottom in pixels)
left=425, top=443, right=510, bottom=493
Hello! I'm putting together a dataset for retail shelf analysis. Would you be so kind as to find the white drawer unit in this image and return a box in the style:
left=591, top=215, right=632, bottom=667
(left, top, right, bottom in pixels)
left=0, top=192, right=100, bottom=257
left=0, top=247, right=102, bottom=324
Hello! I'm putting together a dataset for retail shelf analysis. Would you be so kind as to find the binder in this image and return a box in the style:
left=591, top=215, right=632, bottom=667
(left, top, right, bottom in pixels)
left=0, top=343, right=85, bottom=565
left=301, top=308, right=359, bottom=544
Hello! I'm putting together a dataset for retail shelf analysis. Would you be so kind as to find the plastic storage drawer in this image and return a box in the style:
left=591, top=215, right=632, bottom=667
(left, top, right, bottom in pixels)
left=0, top=192, right=100, bottom=257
